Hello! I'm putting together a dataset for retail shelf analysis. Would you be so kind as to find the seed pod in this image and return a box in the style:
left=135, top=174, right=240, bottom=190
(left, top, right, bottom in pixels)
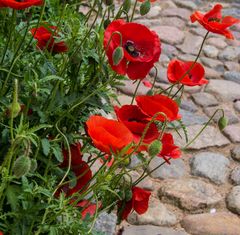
left=140, top=0, right=151, bottom=16
left=12, top=155, right=31, bottom=178
left=148, top=139, right=162, bottom=157
left=112, top=46, right=124, bottom=66
left=218, top=116, right=228, bottom=131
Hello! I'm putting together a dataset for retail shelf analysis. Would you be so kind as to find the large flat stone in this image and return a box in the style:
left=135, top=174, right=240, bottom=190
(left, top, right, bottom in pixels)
left=223, top=124, right=240, bottom=143
left=178, top=33, right=203, bottom=55
left=190, top=152, right=230, bottom=185
left=152, top=26, right=185, bottom=45
left=161, top=8, right=191, bottom=20
left=179, top=109, right=208, bottom=126
left=94, top=212, right=117, bottom=235
left=173, top=125, right=230, bottom=150
left=205, top=79, right=240, bottom=102
left=192, top=92, right=218, bottom=107
left=123, top=225, right=189, bottom=235
left=218, top=46, right=240, bottom=61
left=148, top=157, right=186, bottom=179
left=158, top=179, right=222, bottom=212
left=181, top=212, right=240, bottom=235
left=127, top=198, right=177, bottom=226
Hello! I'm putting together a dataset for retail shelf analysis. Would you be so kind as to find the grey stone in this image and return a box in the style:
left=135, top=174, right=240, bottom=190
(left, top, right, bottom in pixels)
left=204, top=67, right=222, bottom=79
left=223, top=124, right=240, bottom=143
left=204, top=104, right=239, bottom=125
left=173, top=0, right=197, bottom=10
left=227, top=186, right=240, bottom=215
left=146, top=6, right=161, bottom=19
left=149, top=66, right=168, bottom=84
left=127, top=198, right=177, bottom=226
left=123, top=225, right=189, bottom=235
left=114, top=94, right=134, bottom=106
left=116, top=80, right=149, bottom=97
left=231, top=146, right=240, bottom=162
left=192, top=92, right=218, bottom=107
left=94, top=212, right=117, bottom=235
left=203, top=45, right=219, bottom=58
left=178, top=33, right=203, bottom=55
left=184, top=86, right=201, bottom=94
left=180, top=99, right=198, bottom=113
left=190, top=27, right=208, bottom=37
left=222, top=8, right=240, bottom=19
left=158, top=179, right=222, bottom=212
left=179, top=109, right=209, bottom=126
left=200, top=57, right=224, bottom=72
left=128, top=155, right=142, bottom=170
left=161, top=17, right=186, bottom=29
left=162, top=43, right=178, bottom=58
left=207, top=37, right=227, bottom=49
left=161, top=8, right=191, bottom=20
left=234, top=101, right=240, bottom=112
left=148, top=157, right=186, bottom=179
left=231, top=167, right=240, bottom=185
left=225, top=62, right=240, bottom=72
left=205, top=79, right=240, bottom=102
left=181, top=212, right=240, bottom=235
left=160, top=53, right=170, bottom=66
left=130, top=171, right=154, bottom=191
left=224, top=71, right=240, bottom=84
left=178, top=54, right=196, bottom=61
left=152, top=26, right=185, bottom=45
left=190, top=152, right=230, bottom=185
left=218, top=46, right=240, bottom=61
left=173, top=125, right=230, bottom=150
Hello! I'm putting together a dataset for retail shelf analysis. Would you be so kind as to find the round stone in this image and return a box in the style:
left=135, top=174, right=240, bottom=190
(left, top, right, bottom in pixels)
left=190, top=152, right=230, bottom=185
left=231, top=146, right=240, bottom=161
left=203, top=45, right=219, bottom=58
left=181, top=212, right=240, bottom=235
left=230, top=167, right=240, bottom=185
left=227, top=186, right=240, bottom=215
left=158, top=179, right=222, bottom=212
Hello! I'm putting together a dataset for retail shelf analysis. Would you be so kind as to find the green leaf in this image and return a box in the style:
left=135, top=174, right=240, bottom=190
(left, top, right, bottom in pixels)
left=123, top=0, right=131, bottom=13
left=52, top=143, right=63, bottom=162
left=41, top=138, right=51, bottom=156
left=140, top=0, right=151, bottom=16
left=6, top=185, right=20, bottom=210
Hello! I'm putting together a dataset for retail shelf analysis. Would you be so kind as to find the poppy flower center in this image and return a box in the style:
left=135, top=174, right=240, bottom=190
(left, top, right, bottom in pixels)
left=208, top=17, right=221, bottom=22
left=125, top=40, right=140, bottom=58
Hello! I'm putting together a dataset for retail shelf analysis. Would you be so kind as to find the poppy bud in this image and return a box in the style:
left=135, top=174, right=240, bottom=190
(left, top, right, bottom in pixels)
left=140, top=0, right=151, bottom=16
left=148, top=140, right=162, bottom=157
left=9, top=79, right=21, bottom=118
left=112, top=46, right=124, bottom=66
left=123, top=0, right=131, bottom=13
left=218, top=116, right=228, bottom=131
left=12, top=155, right=31, bottom=178
left=29, top=159, right=38, bottom=173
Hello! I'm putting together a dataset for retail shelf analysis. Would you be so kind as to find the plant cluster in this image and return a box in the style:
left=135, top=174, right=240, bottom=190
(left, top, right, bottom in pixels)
left=0, top=0, right=239, bottom=234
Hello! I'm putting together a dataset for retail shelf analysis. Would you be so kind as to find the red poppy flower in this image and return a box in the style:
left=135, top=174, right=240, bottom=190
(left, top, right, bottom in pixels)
left=158, top=133, right=181, bottom=160
left=0, top=0, right=43, bottom=9
left=61, top=142, right=83, bottom=168
left=136, top=95, right=181, bottom=122
left=56, top=161, right=92, bottom=197
left=30, top=26, right=68, bottom=53
left=190, top=4, right=240, bottom=39
left=86, top=115, right=134, bottom=155
left=114, top=105, right=159, bottom=144
left=167, top=60, right=208, bottom=86
left=104, top=19, right=161, bottom=80
left=119, top=186, right=151, bottom=220
left=77, top=200, right=101, bottom=219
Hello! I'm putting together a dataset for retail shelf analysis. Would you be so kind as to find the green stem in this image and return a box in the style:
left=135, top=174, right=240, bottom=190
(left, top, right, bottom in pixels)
left=130, top=80, right=141, bottom=105
left=183, top=108, right=224, bottom=149
left=130, top=0, right=138, bottom=22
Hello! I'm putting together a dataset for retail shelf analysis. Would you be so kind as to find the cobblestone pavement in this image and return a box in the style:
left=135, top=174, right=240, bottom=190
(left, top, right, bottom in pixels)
left=113, top=0, right=240, bottom=234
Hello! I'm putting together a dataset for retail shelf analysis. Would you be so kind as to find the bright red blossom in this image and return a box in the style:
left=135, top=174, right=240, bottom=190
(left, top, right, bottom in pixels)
left=136, top=95, right=181, bottom=122
left=119, top=187, right=151, bottom=220
left=114, top=105, right=159, bottom=144
left=104, top=19, right=161, bottom=80
left=0, top=0, right=43, bottom=9
left=190, top=4, right=240, bottom=39
left=30, top=26, right=68, bottom=53
left=158, top=133, right=181, bottom=160
left=77, top=200, right=100, bottom=219
left=86, top=115, right=134, bottom=154
left=167, top=60, right=208, bottom=86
